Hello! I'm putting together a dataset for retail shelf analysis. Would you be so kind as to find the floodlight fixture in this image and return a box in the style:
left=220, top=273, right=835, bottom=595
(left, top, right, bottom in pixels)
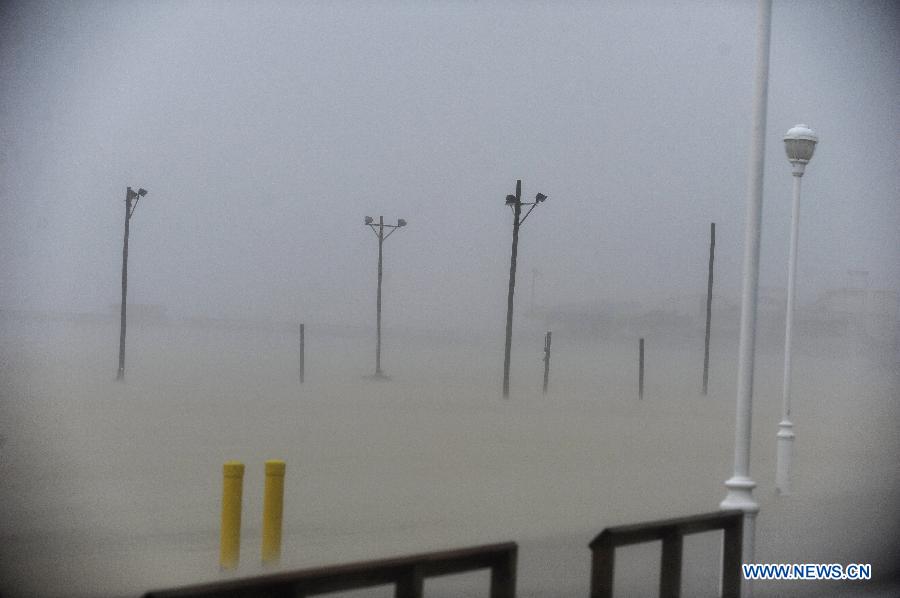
left=365, top=216, right=373, bottom=225
left=137, top=188, right=148, bottom=197
left=505, top=194, right=517, bottom=205
left=535, top=193, right=547, bottom=203
left=397, top=219, right=407, bottom=227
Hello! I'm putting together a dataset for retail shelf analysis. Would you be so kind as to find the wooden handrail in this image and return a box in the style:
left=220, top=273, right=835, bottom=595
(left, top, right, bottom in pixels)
left=144, top=541, right=517, bottom=598
left=589, top=510, right=743, bottom=598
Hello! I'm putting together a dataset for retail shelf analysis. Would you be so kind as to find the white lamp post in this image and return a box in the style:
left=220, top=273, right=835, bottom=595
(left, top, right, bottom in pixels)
left=775, top=124, right=818, bottom=495
left=721, top=2, right=772, bottom=593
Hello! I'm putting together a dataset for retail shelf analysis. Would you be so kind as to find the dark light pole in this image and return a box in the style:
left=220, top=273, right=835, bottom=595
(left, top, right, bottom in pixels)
left=542, top=330, right=552, bottom=395
left=502, top=179, right=548, bottom=398
left=702, top=222, right=716, bottom=395
left=638, top=337, right=645, bottom=400
left=116, top=186, right=148, bottom=381
left=365, top=215, right=407, bottom=378
left=299, top=323, right=305, bottom=384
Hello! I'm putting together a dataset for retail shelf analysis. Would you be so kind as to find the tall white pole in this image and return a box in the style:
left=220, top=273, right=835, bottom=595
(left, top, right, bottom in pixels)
left=721, top=1, right=771, bottom=593
left=776, top=173, right=803, bottom=494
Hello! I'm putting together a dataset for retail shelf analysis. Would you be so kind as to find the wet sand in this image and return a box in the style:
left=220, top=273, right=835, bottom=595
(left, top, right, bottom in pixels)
left=1, top=316, right=897, bottom=596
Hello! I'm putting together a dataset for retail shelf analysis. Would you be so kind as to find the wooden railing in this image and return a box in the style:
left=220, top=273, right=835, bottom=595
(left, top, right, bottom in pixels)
left=589, top=510, right=743, bottom=598
left=144, top=541, right=517, bottom=598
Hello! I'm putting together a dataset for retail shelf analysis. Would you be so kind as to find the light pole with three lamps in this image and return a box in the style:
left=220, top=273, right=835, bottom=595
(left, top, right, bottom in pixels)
left=775, top=124, right=818, bottom=495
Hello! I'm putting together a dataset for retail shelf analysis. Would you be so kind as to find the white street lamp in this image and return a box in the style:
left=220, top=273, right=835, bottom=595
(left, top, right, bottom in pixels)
left=775, top=124, right=818, bottom=495
left=721, top=2, right=772, bottom=593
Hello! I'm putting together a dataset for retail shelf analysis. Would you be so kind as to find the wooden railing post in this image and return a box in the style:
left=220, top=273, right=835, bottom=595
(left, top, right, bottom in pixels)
left=490, top=543, right=517, bottom=598
left=589, top=511, right=742, bottom=598
left=146, top=542, right=517, bottom=598
left=395, top=565, right=424, bottom=598
left=659, top=533, right=683, bottom=598
left=721, top=516, right=743, bottom=598
left=590, top=535, right=614, bottom=598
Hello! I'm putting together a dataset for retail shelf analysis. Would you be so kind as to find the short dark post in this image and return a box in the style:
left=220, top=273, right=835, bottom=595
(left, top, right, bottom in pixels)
left=638, top=338, right=645, bottom=400
left=702, top=222, right=716, bottom=395
left=299, top=323, right=305, bottom=384
left=542, top=331, right=552, bottom=394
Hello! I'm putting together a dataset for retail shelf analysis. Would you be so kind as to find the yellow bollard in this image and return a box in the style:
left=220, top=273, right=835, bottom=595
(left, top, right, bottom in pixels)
left=219, top=461, right=244, bottom=570
left=261, top=459, right=286, bottom=565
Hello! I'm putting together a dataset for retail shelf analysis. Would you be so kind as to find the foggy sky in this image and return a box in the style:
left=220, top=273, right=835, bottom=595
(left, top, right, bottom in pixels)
left=2, top=0, right=898, bottom=332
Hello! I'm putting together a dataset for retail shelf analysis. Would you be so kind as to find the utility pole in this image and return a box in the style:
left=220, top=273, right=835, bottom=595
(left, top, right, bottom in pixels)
left=502, top=179, right=548, bottom=398
left=364, top=215, right=407, bottom=378
left=702, top=222, right=716, bottom=395
left=116, top=186, right=148, bottom=381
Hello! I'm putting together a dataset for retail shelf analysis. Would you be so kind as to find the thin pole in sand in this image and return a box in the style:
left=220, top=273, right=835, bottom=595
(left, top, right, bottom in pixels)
left=299, top=323, right=305, bottom=384
left=542, top=331, right=552, bottom=394
left=703, top=222, right=716, bottom=395
left=639, top=337, right=644, bottom=400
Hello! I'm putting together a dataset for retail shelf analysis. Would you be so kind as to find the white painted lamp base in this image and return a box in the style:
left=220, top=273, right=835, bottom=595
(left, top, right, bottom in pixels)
left=775, top=420, right=795, bottom=495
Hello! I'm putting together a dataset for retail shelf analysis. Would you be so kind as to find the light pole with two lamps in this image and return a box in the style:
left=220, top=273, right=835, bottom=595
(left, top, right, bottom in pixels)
left=364, top=215, right=407, bottom=379
left=502, top=179, right=548, bottom=398
left=775, top=124, right=818, bottom=495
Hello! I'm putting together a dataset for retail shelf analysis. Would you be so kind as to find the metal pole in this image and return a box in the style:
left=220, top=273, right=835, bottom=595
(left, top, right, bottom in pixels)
left=702, top=222, right=716, bottom=395
left=776, top=173, right=802, bottom=494
left=376, top=216, right=384, bottom=376
left=502, top=180, right=522, bottom=398
left=542, top=331, right=552, bottom=394
left=721, top=1, right=771, bottom=592
left=299, top=323, right=305, bottom=384
left=116, top=188, right=132, bottom=381
left=638, top=338, right=644, bottom=400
